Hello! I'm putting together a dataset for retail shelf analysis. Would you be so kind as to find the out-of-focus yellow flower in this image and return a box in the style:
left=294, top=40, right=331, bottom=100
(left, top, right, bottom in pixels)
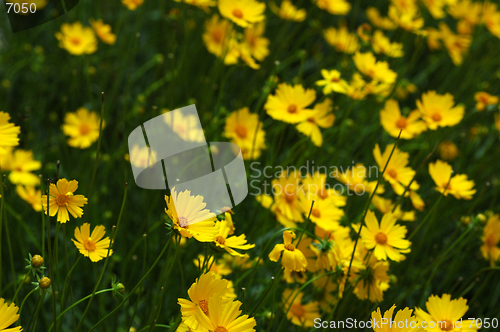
left=495, top=112, right=500, bottom=134
left=282, top=288, right=319, bottom=327
left=391, top=0, right=418, bottom=14
left=371, top=195, right=415, bottom=221
left=371, top=305, right=420, bottom=332
left=194, top=254, right=232, bottom=276
left=16, top=185, right=42, bottom=211
left=353, top=52, right=397, bottom=84
left=380, top=99, right=427, bottom=139
left=0, top=112, right=20, bottom=155
left=55, top=22, right=97, bottom=55
left=416, top=91, right=464, bottom=130
left=388, top=5, right=424, bottom=32
left=425, top=27, right=442, bottom=50
left=128, top=144, right=157, bottom=168
left=357, top=23, right=372, bottom=42
left=448, top=0, right=481, bottom=34
left=438, top=22, right=471, bottom=65
left=371, top=30, right=404, bottom=57
left=223, top=107, right=266, bottom=159
left=301, top=172, right=347, bottom=207
left=438, top=140, right=459, bottom=160
left=295, top=98, right=336, bottom=147
left=213, top=220, right=255, bottom=256
left=174, top=0, right=216, bottom=7
left=366, top=7, right=396, bottom=30
left=265, top=83, right=316, bottom=124
left=121, top=0, right=144, bottom=10
left=395, top=80, right=418, bottom=100
left=90, top=19, right=116, bottom=45
left=270, top=0, right=306, bottom=21
left=0, top=149, right=41, bottom=186
left=270, top=171, right=306, bottom=222
left=324, top=25, right=359, bottom=54
left=351, top=254, right=390, bottom=302
left=301, top=193, right=343, bottom=231
left=203, top=15, right=234, bottom=59
left=474, top=91, right=499, bottom=111
left=422, top=0, right=447, bottom=19
left=332, top=162, right=384, bottom=195
left=482, top=2, right=500, bottom=39
left=316, top=69, right=348, bottom=95
left=429, top=160, right=476, bottom=199
left=345, top=72, right=369, bottom=100
left=0, top=298, right=22, bottom=332
left=72, top=223, right=112, bottom=262
left=480, top=214, right=500, bottom=266
left=42, top=179, right=88, bottom=223
left=218, top=0, right=265, bottom=28
left=269, top=231, right=308, bottom=272
left=243, top=22, right=269, bottom=61
left=62, top=107, right=104, bottom=149
left=314, top=0, right=350, bottom=15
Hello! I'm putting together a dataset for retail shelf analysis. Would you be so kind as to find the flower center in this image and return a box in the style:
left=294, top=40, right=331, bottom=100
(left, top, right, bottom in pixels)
left=212, top=30, right=223, bottom=44
left=215, top=236, right=226, bottom=245
left=387, top=169, right=397, bottom=179
left=284, top=243, right=295, bottom=251
left=214, top=327, right=228, bottom=332
left=83, top=237, right=96, bottom=251
left=178, top=216, right=188, bottom=228
left=56, top=194, right=69, bottom=206
left=331, top=77, right=340, bottom=82
left=441, top=319, right=453, bottom=331
left=290, top=303, right=305, bottom=317
left=79, top=123, right=91, bottom=135
left=311, top=208, right=321, bottom=218
left=285, top=191, right=295, bottom=203
left=486, top=234, right=496, bottom=247
left=287, top=104, right=297, bottom=114
left=307, top=117, right=315, bottom=123
left=232, top=8, right=243, bottom=19
left=235, top=125, right=248, bottom=138
left=199, top=299, right=209, bottom=315
left=432, top=113, right=442, bottom=122
left=396, top=117, right=407, bottom=129
left=375, top=232, right=388, bottom=245
left=318, top=188, right=329, bottom=199
left=70, top=37, right=81, bottom=45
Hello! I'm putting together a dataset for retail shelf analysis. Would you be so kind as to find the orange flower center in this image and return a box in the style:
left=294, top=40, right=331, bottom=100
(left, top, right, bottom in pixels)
left=70, top=37, right=81, bottom=45
left=199, top=299, right=209, bottom=315
left=441, top=320, right=453, bottom=331
left=290, top=303, right=305, bottom=317
left=79, top=123, right=91, bottom=135
left=431, top=113, right=442, bottom=122
left=56, top=194, right=69, bottom=206
left=486, top=234, right=496, bottom=247
left=232, top=8, right=244, bottom=19
left=178, top=216, right=188, bottom=228
left=285, top=191, right=295, bottom=203
left=83, top=237, right=96, bottom=251
left=212, top=30, right=223, bottom=44
left=287, top=104, right=298, bottom=114
left=387, top=169, right=397, bottom=179
left=318, top=188, right=329, bottom=199
left=331, top=77, right=340, bottom=82
left=307, top=117, right=315, bottom=123
left=284, top=243, right=295, bottom=251
left=311, top=208, right=321, bottom=218
left=214, top=327, right=228, bottom=332
left=235, top=125, right=248, bottom=138
left=215, top=236, right=226, bottom=245
left=375, top=232, right=388, bottom=245
left=396, top=117, right=407, bottom=129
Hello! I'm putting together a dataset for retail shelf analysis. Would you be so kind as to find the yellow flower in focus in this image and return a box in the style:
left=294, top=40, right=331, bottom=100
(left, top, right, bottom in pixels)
left=72, top=223, right=112, bottom=262
left=218, top=0, right=265, bottom=28
left=480, top=214, right=500, bottom=266
left=371, top=305, right=421, bottom=332
left=41, top=179, right=88, bottom=223
left=270, top=0, right=306, bottom=21
left=314, top=0, right=351, bottom=15
left=16, top=185, right=42, bottom=212
left=380, top=99, right=427, bottom=139
left=361, top=211, right=411, bottom=261
left=428, top=160, right=476, bottom=199
left=0, top=298, right=22, bottom=332
left=62, top=107, right=104, bottom=149
left=90, top=19, right=116, bottom=45
left=121, top=0, right=144, bottom=10
left=323, top=25, right=360, bottom=54
left=416, top=91, right=464, bottom=130
left=0, top=112, right=20, bottom=155
left=415, top=294, right=479, bottom=332
left=55, top=22, right=97, bottom=55
left=438, top=22, right=471, bottom=65
left=282, top=288, right=319, bottom=327
left=213, top=220, right=255, bottom=257
left=388, top=5, right=424, bottom=32
left=371, top=30, right=404, bottom=57
left=366, top=7, right=396, bottom=30
left=0, top=149, right=41, bottom=186
left=474, top=91, right=499, bottom=111
left=223, top=107, right=266, bottom=159
left=265, top=83, right=316, bottom=124
left=194, top=295, right=256, bottom=332
left=315, top=69, right=348, bottom=95
left=438, top=140, right=459, bottom=160
left=243, top=22, right=269, bottom=61
left=269, top=231, right=308, bottom=272
left=164, top=188, right=219, bottom=242
left=296, top=98, right=335, bottom=147
left=353, top=52, right=397, bottom=84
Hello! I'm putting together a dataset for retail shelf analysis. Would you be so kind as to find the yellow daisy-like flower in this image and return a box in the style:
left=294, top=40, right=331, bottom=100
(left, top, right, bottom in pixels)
left=270, top=171, right=305, bottom=222
left=0, top=298, right=22, bottom=332
left=0, top=112, right=20, bottom=155
left=438, top=22, right=471, bottom=66
left=121, top=0, right=144, bottom=10
left=371, top=305, right=421, bottom=332
left=387, top=5, right=424, bottom=33
left=269, top=230, right=308, bottom=272
left=0, top=149, right=41, bottom=186
left=353, top=52, right=397, bottom=84
left=223, top=107, right=266, bottom=160
left=332, top=163, right=384, bottom=195
left=164, top=187, right=219, bottom=242
left=194, top=295, right=256, bottom=332
left=90, top=19, right=116, bottom=45
left=380, top=99, right=427, bottom=139
left=361, top=211, right=411, bottom=261
left=270, top=0, right=306, bottom=21
left=265, top=83, right=316, bottom=124
left=323, top=25, right=360, bottom=54
left=203, top=15, right=234, bottom=59
left=438, top=140, right=459, bottom=161
left=372, top=30, right=404, bottom=57
left=351, top=254, right=390, bottom=302
left=213, top=220, right=255, bottom=257
left=415, top=294, right=479, bottom=331
left=416, top=91, right=464, bottom=130
left=174, top=0, right=216, bottom=7
left=296, top=98, right=335, bottom=147
left=71, top=223, right=113, bottom=262
left=62, top=107, right=104, bottom=149
left=315, top=69, right=348, bottom=95
left=480, top=214, right=500, bottom=266
left=366, top=7, right=396, bottom=30
left=301, top=172, right=347, bottom=208
left=55, top=22, right=98, bottom=55
left=243, top=22, right=270, bottom=61
left=301, top=196, right=343, bottom=231
left=16, top=185, right=42, bottom=212
left=41, top=179, right=88, bottom=223
left=282, top=288, right=319, bottom=327
left=218, top=0, right=265, bottom=28
left=474, top=91, right=499, bottom=111
left=429, top=160, right=476, bottom=200
left=314, top=0, right=351, bottom=15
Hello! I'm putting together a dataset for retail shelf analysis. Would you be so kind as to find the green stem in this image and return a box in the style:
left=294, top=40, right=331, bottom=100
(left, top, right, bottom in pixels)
left=18, top=287, right=37, bottom=316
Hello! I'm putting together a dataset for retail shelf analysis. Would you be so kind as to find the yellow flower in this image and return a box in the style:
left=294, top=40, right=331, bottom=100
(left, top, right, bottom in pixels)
left=482, top=2, right=500, bottom=39
left=422, top=0, right=447, bottom=19
left=16, top=185, right=42, bottom=212
left=323, top=25, right=359, bottom=54
left=270, top=171, right=305, bottom=222
left=72, top=223, right=112, bottom=262
left=218, top=0, right=265, bottom=28
left=351, top=254, right=390, bottom=302
left=178, top=272, right=233, bottom=331
left=194, top=254, right=232, bottom=276
left=301, top=195, right=343, bottom=231
left=314, top=0, right=351, bottom=15
left=265, top=83, right=316, bottom=124
left=372, top=30, right=404, bottom=57
left=416, top=91, right=464, bottom=130
left=429, top=160, right=476, bottom=200
left=0, top=149, right=41, bottom=186
left=0, top=112, right=20, bottom=155
left=371, top=305, right=421, bottom=332
left=372, top=195, right=415, bottom=221
left=62, top=107, right=104, bottom=149
left=438, top=140, right=459, bottom=160
left=332, top=163, right=384, bottom=195
left=203, top=15, right=234, bottom=59
left=128, top=144, right=157, bottom=168
left=55, top=22, right=97, bottom=55
left=223, top=107, right=266, bottom=160
left=480, top=214, right=500, bottom=265
left=438, top=22, right=471, bottom=65
left=164, top=188, right=219, bottom=242
left=41, top=179, right=88, bottom=223
left=353, top=52, right=397, bottom=84
left=243, top=22, right=269, bottom=61
left=90, top=19, right=116, bottom=45
left=380, top=99, right=427, bottom=139
left=415, top=294, right=479, bottom=332
left=315, top=69, right=348, bottom=95
left=121, top=0, right=144, bottom=10
left=270, top=0, right=306, bottom=21
left=269, top=231, right=308, bottom=272
left=474, top=91, right=499, bottom=111
left=213, top=220, right=255, bottom=256
left=282, top=288, right=319, bottom=327
left=388, top=5, right=424, bottom=32
left=296, top=98, right=335, bottom=147
left=194, top=295, right=256, bottom=332
left=174, top=0, right=216, bottom=7
left=361, top=211, right=411, bottom=261
left=366, top=7, right=396, bottom=30
left=301, top=172, right=347, bottom=208
left=395, top=80, right=418, bottom=100
left=283, top=269, right=307, bottom=283
left=0, top=298, right=22, bottom=332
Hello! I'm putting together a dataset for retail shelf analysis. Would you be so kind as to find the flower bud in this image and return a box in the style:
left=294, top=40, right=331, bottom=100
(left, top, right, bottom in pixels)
left=116, top=283, right=125, bottom=294
left=31, top=255, right=44, bottom=268
left=39, top=277, right=51, bottom=289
